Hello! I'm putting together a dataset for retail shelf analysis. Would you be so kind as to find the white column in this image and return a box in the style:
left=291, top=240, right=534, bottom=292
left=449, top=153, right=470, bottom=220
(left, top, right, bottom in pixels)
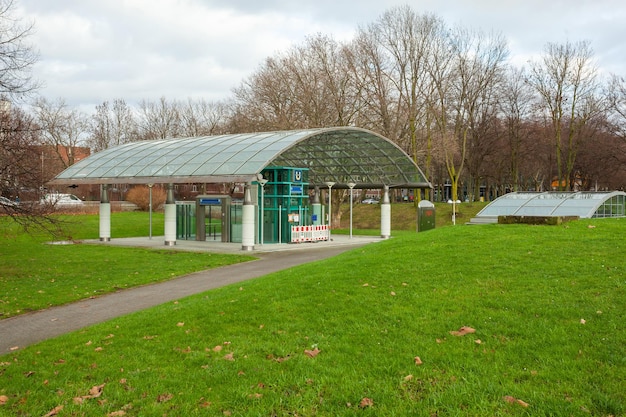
left=164, top=184, right=176, bottom=246
left=347, top=182, right=356, bottom=239
left=380, top=185, right=391, bottom=239
left=99, top=184, right=111, bottom=242
left=241, top=183, right=255, bottom=251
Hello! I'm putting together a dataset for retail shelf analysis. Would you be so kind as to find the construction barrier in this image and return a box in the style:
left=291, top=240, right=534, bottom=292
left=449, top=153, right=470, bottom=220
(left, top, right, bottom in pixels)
left=290, top=225, right=329, bottom=243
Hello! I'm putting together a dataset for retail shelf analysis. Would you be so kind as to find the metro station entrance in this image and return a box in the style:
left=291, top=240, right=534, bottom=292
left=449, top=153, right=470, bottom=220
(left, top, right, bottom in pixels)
left=258, top=167, right=310, bottom=244
left=195, top=195, right=231, bottom=242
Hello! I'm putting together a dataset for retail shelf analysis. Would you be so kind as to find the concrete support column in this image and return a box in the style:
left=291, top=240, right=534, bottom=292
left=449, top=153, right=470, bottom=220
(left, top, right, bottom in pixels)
left=241, top=183, right=255, bottom=251
left=380, top=185, right=391, bottom=239
left=99, top=184, right=111, bottom=242
left=164, top=183, right=176, bottom=246
left=312, top=186, right=322, bottom=226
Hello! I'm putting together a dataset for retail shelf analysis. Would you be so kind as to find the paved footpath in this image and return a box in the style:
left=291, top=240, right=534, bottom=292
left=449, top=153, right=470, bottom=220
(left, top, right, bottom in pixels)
left=0, top=237, right=376, bottom=355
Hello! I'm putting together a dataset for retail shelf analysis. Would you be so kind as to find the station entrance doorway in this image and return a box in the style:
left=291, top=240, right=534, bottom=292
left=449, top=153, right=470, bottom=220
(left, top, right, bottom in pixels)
left=196, top=195, right=231, bottom=242
left=176, top=167, right=312, bottom=245
left=258, top=167, right=310, bottom=244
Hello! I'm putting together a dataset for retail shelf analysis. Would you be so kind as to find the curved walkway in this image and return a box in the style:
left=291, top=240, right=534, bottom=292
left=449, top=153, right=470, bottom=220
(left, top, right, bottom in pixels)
left=0, top=235, right=379, bottom=355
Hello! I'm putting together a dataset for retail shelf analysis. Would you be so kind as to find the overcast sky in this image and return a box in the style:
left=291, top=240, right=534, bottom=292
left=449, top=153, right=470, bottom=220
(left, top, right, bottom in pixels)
left=15, top=0, right=626, bottom=112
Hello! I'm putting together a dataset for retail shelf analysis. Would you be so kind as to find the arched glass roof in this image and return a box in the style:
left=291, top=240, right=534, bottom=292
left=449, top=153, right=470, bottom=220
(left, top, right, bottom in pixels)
left=475, top=191, right=626, bottom=219
left=50, top=127, right=431, bottom=189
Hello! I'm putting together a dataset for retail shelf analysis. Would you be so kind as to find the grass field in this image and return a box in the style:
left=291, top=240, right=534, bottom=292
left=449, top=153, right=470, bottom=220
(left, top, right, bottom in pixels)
left=0, top=213, right=255, bottom=319
left=0, top=207, right=624, bottom=416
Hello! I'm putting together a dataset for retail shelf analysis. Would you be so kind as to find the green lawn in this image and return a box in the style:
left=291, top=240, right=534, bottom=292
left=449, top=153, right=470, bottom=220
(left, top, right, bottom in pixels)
left=0, top=214, right=624, bottom=416
left=0, top=213, right=255, bottom=318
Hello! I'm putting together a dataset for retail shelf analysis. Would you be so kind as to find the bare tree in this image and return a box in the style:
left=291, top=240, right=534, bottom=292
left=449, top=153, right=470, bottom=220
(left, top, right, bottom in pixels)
left=427, top=26, right=508, bottom=203
left=232, top=34, right=358, bottom=132
left=354, top=8, right=447, bottom=200
left=0, top=1, right=67, bottom=233
left=607, top=74, right=626, bottom=149
left=136, top=96, right=180, bottom=140
left=499, top=66, right=535, bottom=190
left=0, top=101, right=65, bottom=232
left=31, top=97, right=89, bottom=169
left=528, top=40, right=600, bottom=190
left=349, top=22, right=405, bottom=141
left=0, top=0, right=39, bottom=99
left=88, top=99, right=136, bottom=151
left=1, top=101, right=38, bottom=197
left=179, top=98, right=231, bottom=137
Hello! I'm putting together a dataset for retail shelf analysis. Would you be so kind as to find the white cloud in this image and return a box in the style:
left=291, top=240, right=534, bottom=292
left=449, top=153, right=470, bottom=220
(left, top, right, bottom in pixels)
left=14, top=0, right=626, bottom=111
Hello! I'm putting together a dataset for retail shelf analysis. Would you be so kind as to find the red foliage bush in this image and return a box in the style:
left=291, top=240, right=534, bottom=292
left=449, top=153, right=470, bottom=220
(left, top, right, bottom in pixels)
left=125, top=185, right=166, bottom=211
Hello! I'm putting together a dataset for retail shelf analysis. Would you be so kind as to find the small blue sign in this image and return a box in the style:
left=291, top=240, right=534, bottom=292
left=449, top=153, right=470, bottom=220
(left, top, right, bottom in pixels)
left=312, top=214, right=318, bottom=221
left=291, top=185, right=302, bottom=194
left=293, top=169, right=303, bottom=182
left=199, top=198, right=221, bottom=205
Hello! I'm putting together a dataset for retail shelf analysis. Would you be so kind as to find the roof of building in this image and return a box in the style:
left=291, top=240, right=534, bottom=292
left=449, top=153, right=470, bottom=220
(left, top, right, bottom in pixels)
left=474, top=191, right=626, bottom=219
left=50, top=127, right=431, bottom=189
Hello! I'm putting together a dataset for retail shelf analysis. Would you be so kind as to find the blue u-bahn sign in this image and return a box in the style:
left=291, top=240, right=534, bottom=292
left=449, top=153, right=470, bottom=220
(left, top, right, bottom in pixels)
left=199, top=198, right=221, bottom=205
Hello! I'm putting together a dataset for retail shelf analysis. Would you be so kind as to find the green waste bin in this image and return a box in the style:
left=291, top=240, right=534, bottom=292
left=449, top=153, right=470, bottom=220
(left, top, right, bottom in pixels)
left=417, top=200, right=436, bottom=232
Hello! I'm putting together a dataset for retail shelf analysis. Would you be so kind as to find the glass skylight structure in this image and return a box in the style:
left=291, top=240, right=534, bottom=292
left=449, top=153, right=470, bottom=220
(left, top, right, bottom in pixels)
left=51, top=127, right=431, bottom=189
left=475, top=191, right=626, bottom=219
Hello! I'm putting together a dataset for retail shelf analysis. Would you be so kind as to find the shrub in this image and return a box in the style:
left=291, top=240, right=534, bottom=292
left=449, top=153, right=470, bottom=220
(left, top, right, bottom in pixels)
left=125, top=185, right=166, bottom=211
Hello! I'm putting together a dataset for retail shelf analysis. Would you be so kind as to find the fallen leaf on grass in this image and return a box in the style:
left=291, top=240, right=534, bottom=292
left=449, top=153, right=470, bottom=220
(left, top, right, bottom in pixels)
left=223, top=353, right=235, bottom=361
left=504, top=395, right=529, bottom=408
left=404, top=374, right=414, bottom=381
left=74, top=384, right=105, bottom=403
left=107, top=411, right=126, bottom=416
left=580, top=318, right=586, bottom=324
left=304, top=347, right=321, bottom=358
left=449, top=326, right=476, bottom=336
left=0, top=395, right=8, bottom=405
left=44, top=405, right=63, bottom=416
left=88, top=384, right=105, bottom=398
left=359, top=397, right=374, bottom=408
left=414, top=356, right=423, bottom=365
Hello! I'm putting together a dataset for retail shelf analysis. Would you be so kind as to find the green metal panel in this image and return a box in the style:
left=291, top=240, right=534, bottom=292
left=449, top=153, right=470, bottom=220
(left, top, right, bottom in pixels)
left=258, top=167, right=309, bottom=244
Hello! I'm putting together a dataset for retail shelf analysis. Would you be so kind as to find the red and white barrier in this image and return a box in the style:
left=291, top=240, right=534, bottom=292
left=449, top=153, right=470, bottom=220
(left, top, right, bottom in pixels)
left=291, top=225, right=329, bottom=243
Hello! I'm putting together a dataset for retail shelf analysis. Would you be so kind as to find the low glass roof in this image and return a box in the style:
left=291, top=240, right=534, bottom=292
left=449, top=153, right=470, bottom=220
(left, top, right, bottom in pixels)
left=50, top=127, right=431, bottom=189
left=475, top=191, right=626, bottom=219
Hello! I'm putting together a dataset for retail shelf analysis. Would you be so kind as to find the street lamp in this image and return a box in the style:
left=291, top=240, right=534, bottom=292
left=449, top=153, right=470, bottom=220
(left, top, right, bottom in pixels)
left=324, top=181, right=335, bottom=240
left=347, top=182, right=356, bottom=238
left=448, top=199, right=461, bottom=225
left=258, top=177, right=268, bottom=245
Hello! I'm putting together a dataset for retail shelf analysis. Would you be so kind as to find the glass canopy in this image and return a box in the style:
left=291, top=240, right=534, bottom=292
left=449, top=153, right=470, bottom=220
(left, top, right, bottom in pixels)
left=50, top=127, right=431, bottom=189
left=475, top=191, right=626, bottom=219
